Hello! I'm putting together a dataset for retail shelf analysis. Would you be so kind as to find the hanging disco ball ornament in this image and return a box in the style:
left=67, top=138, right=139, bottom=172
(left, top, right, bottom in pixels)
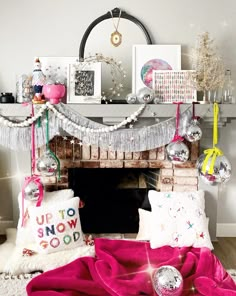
left=196, top=103, right=232, bottom=185
left=37, top=150, right=58, bottom=176
left=166, top=140, right=189, bottom=164
left=185, top=119, right=202, bottom=142
left=185, top=102, right=202, bottom=142
left=196, top=152, right=232, bottom=186
left=125, top=93, right=137, bottom=104
left=166, top=102, right=189, bottom=164
left=22, top=176, right=44, bottom=201
left=137, top=87, right=154, bottom=104
left=152, top=265, right=183, bottom=296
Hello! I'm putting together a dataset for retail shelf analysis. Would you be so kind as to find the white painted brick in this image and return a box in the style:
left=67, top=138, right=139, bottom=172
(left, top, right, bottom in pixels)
left=91, top=145, right=99, bottom=160
left=117, top=151, right=124, bottom=160
left=174, top=168, right=198, bottom=177
left=160, top=169, right=173, bottom=176
left=133, top=152, right=141, bottom=160
left=174, top=176, right=198, bottom=185
left=82, top=145, right=91, bottom=160
left=100, top=161, right=123, bottom=168
left=149, top=149, right=157, bottom=160
left=160, top=184, right=173, bottom=192
left=125, top=152, right=133, bottom=160
left=157, top=147, right=165, bottom=160
left=173, top=185, right=198, bottom=192
left=108, top=150, right=117, bottom=160
left=100, top=149, right=108, bottom=160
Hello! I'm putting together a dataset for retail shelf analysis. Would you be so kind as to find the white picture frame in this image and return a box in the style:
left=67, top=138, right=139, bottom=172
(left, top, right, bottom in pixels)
left=67, top=62, right=102, bottom=104
left=153, top=70, right=197, bottom=103
left=132, top=45, right=181, bottom=94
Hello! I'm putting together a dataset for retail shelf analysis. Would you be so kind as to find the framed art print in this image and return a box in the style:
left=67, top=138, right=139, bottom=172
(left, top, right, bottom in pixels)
left=132, top=45, right=181, bottom=94
left=67, top=62, right=102, bottom=104
left=153, top=70, right=197, bottom=103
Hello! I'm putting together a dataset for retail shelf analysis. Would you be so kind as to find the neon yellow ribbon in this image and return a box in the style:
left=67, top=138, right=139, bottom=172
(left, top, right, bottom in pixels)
left=213, top=102, right=219, bottom=147
left=202, top=147, right=223, bottom=174
left=201, top=103, right=223, bottom=174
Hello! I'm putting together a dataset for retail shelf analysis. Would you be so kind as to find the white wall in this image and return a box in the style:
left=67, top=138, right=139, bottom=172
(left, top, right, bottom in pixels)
left=0, top=0, right=236, bottom=234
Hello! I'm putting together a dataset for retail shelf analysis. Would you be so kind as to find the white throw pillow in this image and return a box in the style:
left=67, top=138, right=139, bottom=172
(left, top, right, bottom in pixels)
left=136, top=208, right=210, bottom=242
left=28, top=197, right=85, bottom=254
left=148, top=190, right=214, bottom=250
left=16, top=189, right=74, bottom=246
left=136, top=209, right=151, bottom=241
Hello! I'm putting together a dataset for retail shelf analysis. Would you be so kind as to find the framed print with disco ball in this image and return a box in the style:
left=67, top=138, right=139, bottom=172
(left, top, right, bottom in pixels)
left=132, top=44, right=181, bottom=94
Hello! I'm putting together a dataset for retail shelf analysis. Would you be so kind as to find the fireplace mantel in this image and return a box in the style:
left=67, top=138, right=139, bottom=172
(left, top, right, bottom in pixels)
left=1, top=103, right=236, bottom=124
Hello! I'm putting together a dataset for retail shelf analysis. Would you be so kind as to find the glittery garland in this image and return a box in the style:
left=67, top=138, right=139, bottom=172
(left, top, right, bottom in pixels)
left=0, top=103, right=192, bottom=152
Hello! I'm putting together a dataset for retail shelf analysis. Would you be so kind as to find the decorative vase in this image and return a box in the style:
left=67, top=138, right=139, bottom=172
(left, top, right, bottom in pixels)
left=43, top=84, right=66, bottom=104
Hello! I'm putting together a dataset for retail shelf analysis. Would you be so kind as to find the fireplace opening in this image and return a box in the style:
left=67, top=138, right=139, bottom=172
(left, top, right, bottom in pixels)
left=69, top=168, right=159, bottom=233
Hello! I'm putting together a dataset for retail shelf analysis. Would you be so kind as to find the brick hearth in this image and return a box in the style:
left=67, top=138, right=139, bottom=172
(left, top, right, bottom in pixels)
left=38, top=136, right=200, bottom=193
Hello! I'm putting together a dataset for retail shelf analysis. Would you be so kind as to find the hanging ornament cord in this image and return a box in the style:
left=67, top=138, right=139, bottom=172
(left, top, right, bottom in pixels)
left=172, top=102, right=184, bottom=142
left=46, top=109, right=61, bottom=180
left=21, top=104, right=44, bottom=226
left=110, top=9, right=122, bottom=47
left=192, top=102, right=200, bottom=121
left=202, top=103, right=223, bottom=174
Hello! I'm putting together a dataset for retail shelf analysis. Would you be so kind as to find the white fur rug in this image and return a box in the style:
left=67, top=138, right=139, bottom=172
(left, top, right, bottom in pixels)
left=0, top=270, right=235, bottom=296
left=0, top=272, right=41, bottom=296
left=228, top=269, right=236, bottom=282
left=0, top=229, right=95, bottom=275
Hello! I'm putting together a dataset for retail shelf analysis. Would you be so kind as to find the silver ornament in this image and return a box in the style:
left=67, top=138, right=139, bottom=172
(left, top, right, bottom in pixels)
left=126, top=93, right=137, bottom=104
left=137, top=87, right=154, bottom=104
left=185, top=120, right=202, bottom=142
left=152, top=265, right=183, bottom=296
left=37, top=151, right=58, bottom=176
left=24, top=180, right=43, bottom=201
left=153, top=96, right=160, bottom=104
left=196, top=153, right=232, bottom=185
left=166, top=141, right=189, bottom=164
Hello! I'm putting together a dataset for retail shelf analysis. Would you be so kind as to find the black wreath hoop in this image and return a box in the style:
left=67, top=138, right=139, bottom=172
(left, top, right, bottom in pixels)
left=79, top=7, right=153, bottom=61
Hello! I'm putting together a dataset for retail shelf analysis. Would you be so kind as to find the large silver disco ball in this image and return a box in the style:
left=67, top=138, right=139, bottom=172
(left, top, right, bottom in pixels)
left=37, top=151, right=58, bottom=176
left=166, top=141, right=189, bottom=164
left=152, top=265, right=183, bottom=296
left=196, top=153, right=232, bottom=185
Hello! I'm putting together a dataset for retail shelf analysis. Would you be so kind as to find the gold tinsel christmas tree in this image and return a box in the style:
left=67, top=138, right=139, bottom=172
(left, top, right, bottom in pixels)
left=191, top=32, right=225, bottom=103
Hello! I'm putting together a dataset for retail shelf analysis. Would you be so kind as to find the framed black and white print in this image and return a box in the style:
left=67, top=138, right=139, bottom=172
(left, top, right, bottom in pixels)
left=67, top=62, right=102, bottom=104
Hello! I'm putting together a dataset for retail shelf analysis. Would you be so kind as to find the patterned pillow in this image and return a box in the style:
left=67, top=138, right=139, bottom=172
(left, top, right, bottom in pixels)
left=16, top=189, right=74, bottom=247
left=148, top=190, right=214, bottom=250
left=136, top=209, right=151, bottom=241
left=28, top=197, right=85, bottom=254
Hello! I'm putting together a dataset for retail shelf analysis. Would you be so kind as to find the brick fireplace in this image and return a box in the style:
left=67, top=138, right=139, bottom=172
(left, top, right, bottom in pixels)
left=39, top=136, right=200, bottom=193
left=36, top=136, right=200, bottom=234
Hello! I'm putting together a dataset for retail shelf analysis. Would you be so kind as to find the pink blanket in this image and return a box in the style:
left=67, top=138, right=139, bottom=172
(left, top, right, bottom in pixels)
left=27, top=238, right=236, bottom=296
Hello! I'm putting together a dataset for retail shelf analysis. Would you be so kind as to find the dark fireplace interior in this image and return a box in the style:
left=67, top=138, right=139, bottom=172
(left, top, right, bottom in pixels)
left=69, top=168, right=159, bottom=233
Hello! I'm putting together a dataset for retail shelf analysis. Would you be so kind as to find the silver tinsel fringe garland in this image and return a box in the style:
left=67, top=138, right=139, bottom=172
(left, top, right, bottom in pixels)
left=0, top=103, right=192, bottom=152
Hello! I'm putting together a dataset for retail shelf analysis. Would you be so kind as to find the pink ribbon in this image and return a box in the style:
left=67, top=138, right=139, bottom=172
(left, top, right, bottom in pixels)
left=192, top=101, right=200, bottom=121
left=172, top=102, right=184, bottom=142
left=21, top=175, right=44, bottom=227
left=31, top=104, right=36, bottom=173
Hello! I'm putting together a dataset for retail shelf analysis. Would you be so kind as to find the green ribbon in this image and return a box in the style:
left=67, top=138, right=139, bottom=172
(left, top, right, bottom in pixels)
left=46, top=109, right=61, bottom=180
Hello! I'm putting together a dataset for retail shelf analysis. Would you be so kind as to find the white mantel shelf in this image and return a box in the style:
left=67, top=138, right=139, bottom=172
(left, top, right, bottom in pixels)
left=0, top=103, right=236, bottom=119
